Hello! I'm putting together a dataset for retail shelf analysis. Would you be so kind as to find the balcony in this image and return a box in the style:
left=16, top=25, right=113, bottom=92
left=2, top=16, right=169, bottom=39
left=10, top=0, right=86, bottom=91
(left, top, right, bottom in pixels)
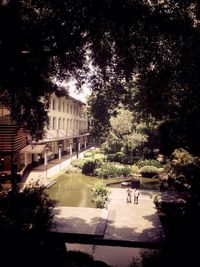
left=43, top=129, right=89, bottom=141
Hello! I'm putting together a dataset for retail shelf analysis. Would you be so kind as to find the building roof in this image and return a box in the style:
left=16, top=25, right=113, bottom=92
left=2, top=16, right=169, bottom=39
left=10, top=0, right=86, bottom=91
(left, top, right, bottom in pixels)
left=53, top=92, right=86, bottom=105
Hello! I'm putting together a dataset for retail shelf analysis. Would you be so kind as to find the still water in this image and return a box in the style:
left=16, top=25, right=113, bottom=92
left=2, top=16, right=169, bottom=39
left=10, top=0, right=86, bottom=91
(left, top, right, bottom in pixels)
left=67, top=243, right=143, bottom=267
left=46, top=172, right=124, bottom=207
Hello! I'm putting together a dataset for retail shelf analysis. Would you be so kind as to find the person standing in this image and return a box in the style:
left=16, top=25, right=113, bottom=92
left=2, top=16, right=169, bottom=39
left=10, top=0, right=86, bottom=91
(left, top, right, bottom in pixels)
left=126, top=186, right=132, bottom=203
left=134, top=188, right=140, bottom=204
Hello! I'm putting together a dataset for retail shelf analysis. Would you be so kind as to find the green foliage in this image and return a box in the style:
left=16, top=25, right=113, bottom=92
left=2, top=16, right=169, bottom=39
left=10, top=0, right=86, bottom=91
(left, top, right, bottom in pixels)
left=0, top=182, right=55, bottom=233
left=114, top=151, right=127, bottom=163
left=91, top=148, right=101, bottom=154
left=106, top=152, right=127, bottom=163
left=82, top=159, right=102, bottom=175
left=95, top=163, right=117, bottom=178
left=91, top=182, right=110, bottom=208
left=170, top=148, right=200, bottom=181
left=95, top=162, right=132, bottom=178
left=131, top=165, right=140, bottom=174
left=101, top=108, right=149, bottom=160
left=0, top=0, right=200, bottom=153
left=136, top=159, right=163, bottom=168
left=106, top=153, right=116, bottom=162
left=169, top=148, right=200, bottom=195
left=140, top=165, right=162, bottom=178
left=0, top=182, right=57, bottom=266
left=83, top=151, right=93, bottom=157
left=93, top=152, right=106, bottom=161
left=71, top=159, right=86, bottom=169
left=107, top=151, right=135, bottom=164
left=101, top=133, right=124, bottom=154
left=84, top=149, right=106, bottom=160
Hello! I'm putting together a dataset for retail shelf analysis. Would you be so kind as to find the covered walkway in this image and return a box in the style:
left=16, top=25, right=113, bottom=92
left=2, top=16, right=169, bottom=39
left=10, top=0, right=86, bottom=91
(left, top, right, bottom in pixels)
left=22, top=149, right=86, bottom=187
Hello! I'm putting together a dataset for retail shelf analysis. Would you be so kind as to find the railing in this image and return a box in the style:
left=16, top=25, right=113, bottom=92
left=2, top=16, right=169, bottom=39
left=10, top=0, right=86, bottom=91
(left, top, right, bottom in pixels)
left=44, top=129, right=89, bottom=140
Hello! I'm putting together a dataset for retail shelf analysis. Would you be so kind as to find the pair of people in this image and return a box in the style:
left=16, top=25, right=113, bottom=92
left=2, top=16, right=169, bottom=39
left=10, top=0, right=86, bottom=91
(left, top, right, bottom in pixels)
left=126, top=187, right=140, bottom=204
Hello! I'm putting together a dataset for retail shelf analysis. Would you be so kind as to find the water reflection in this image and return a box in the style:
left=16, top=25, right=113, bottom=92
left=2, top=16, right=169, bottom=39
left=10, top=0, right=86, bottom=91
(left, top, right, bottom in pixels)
left=46, top=172, right=124, bottom=207
left=67, top=243, right=141, bottom=267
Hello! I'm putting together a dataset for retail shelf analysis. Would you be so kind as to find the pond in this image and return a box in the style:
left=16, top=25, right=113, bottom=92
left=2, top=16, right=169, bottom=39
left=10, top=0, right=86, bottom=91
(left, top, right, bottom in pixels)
left=46, top=172, right=128, bottom=207
left=46, top=172, right=159, bottom=207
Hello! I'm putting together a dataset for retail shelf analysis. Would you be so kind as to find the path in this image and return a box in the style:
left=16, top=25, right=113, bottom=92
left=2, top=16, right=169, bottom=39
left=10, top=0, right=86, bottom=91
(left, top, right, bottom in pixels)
left=52, top=189, right=166, bottom=248
left=23, top=150, right=85, bottom=187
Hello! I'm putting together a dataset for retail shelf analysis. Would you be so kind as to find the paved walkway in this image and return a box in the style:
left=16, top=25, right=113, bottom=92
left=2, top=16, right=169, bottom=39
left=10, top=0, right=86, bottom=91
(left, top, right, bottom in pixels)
left=53, top=207, right=109, bottom=236
left=52, top=189, right=166, bottom=248
left=104, top=189, right=165, bottom=247
left=23, top=150, right=86, bottom=187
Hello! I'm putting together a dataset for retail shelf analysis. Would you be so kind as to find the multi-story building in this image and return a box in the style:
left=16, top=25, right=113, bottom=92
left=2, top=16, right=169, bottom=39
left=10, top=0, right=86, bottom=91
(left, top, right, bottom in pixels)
left=0, top=93, right=89, bottom=174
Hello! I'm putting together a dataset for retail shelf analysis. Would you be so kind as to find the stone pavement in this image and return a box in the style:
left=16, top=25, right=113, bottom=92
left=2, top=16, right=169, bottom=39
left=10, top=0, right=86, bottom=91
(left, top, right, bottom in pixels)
left=104, top=188, right=165, bottom=247
left=53, top=207, right=109, bottom=237
left=52, top=188, right=166, bottom=248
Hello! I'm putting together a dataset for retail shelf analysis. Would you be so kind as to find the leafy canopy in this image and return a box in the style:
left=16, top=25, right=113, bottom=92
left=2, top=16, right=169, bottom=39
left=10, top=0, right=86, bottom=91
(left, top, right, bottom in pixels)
left=102, top=108, right=148, bottom=158
left=0, top=0, right=199, bottom=151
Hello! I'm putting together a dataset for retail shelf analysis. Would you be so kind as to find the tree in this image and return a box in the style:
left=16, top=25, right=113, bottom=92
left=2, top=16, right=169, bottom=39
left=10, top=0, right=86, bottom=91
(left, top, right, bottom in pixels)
left=102, top=108, right=149, bottom=159
left=168, top=148, right=200, bottom=194
left=0, top=1, right=199, bottom=153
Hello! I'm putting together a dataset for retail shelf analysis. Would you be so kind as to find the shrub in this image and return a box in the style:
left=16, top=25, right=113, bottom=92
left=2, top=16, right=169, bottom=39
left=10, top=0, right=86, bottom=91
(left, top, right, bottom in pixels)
left=82, top=159, right=103, bottom=175
left=140, top=165, right=162, bottom=178
left=93, top=153, right=106, bottom=161
left=71, top=159, right=86, bottom=169
left=84, top=151, right=93, bottom=157
left=107, top=152, right=135, bottom=164
left=136, top=159, right=163, bottom=168
left=107, top=154, right=116, bottom=162
left=131, top=165, right=140, bottom=174
left=114, top=151, right=127, bottom=163
left=95, top=163, right=118, bottom=178
left=117, top=165, right=132, bottom=177
left=91, top=148, right=101, bottom=154
left=0, top=183, right=68, bottom=267
left=91, top=182, right=110, bottom=208
left=95, top=162, right=132, bottom=178
left=0, top=182, right=55, bottom=232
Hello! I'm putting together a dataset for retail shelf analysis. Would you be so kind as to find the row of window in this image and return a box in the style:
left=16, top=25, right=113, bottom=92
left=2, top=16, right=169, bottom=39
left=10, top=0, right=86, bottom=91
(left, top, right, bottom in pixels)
left=51, top=98, right=82, bottom=116
left=49, top=116, right=87, bottom=131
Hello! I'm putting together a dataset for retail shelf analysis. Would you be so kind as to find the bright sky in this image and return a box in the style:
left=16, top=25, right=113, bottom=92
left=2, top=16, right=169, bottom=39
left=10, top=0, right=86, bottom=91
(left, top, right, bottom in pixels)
left=68, top=81, right=91, bottom=103
left=56, top=79, right=91, bottom=103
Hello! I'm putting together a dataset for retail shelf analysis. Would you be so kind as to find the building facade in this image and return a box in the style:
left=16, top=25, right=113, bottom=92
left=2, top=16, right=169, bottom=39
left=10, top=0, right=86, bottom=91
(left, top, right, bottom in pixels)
left=0, top=93, right=89, bottom=174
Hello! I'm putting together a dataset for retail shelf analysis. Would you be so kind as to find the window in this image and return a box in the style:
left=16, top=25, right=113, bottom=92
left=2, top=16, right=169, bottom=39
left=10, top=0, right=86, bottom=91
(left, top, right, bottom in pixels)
left=63, top=102, right=65, bottom=112
left=48, top=116, right=51, bottom=129
left=58, top=101, right=61, bottom=112
left=52, top=99, right=56, bottom=110
left=58, top=118, right=61, bottom=129
left=53, top=117, right=57, bottom=130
